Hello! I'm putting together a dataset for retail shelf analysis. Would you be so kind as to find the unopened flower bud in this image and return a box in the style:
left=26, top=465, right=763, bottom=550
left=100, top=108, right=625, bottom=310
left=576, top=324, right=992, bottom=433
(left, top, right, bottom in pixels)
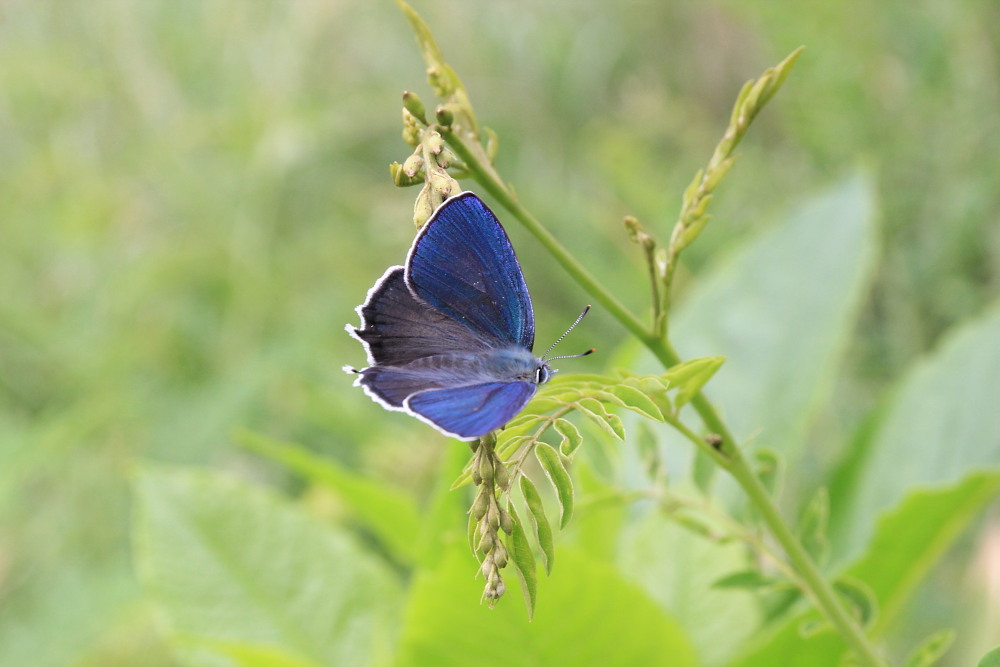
left=402, top=153, right=424, bottom=178
left=487, top=501, right=500, bottom=531
left=435, top=105, right=453, bottom=127
left=494, top=462, right=511, bottom=490
left=429, top=170, right=458, bottom=201
left=472, top=488, right=489, bottom=520
left=498, top=507, right=514, bottom=535
left=412, top=185, right=435, bottom=229
left=423, top=131, right=444, bottom=155
left=478, top=455, right=494, bottom=483
left=402, top=90, right=427, bottom=124
left=492, top=542, right=508, bottom=569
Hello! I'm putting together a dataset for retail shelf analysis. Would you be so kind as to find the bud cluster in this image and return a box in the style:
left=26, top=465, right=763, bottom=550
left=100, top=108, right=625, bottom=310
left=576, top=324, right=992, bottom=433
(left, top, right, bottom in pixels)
left=389, top=90, right=463, bottom=227
left=469, top=434, right=515, bottom=605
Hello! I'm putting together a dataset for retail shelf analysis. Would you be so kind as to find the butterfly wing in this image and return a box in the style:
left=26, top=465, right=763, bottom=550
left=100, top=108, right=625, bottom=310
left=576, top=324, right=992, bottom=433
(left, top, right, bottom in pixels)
left=349, top=266, right=489, bottom=367
left=405, top=381, right=537, bottom=440
left=406, top=192, right=535, bottom=350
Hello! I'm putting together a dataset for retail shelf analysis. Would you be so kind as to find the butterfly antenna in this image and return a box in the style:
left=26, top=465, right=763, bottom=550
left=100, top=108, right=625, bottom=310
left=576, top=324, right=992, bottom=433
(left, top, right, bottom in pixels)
left=541, top=305, right=595, bottom=362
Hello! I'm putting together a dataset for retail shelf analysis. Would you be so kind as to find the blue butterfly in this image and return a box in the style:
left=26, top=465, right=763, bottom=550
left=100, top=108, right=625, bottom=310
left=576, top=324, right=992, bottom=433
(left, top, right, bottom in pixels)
left=345, top=192, right=592, bottom=440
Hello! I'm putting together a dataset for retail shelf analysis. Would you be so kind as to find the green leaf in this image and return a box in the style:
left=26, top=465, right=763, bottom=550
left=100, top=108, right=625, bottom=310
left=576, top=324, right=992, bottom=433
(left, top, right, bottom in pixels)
left=754, top=448, right=784, bottom=496
left=133, top=465, right=401, bottom=667
left=505, top=502, right=538, bottom=620
left=671, top=175, right=878, bottom=457
left=235, top=429, right=422, bottom=564
left=609, top=383, right=665, bottom=421
left=395, top=545, right=698, bottom=667
left=847, top=472, right=1000, bottom=634
left=731, top=473, right=1000, bottom=667
left=833, top=575, right=877, bottom=628
left=979, top=646, right=1000, bottom=667
left=553, top=418, right=583, bottom=456
left=831, top=301, right=1000, bottom=559
left=187, top=639, right=326, bottom=667
left=520, top=476, right=555, bottom=575
left=797, top=486, right=830, bottom=567
left=711, top=570, right=783, bottom=591
left=903, top=629, right=955, bottom=667
left=576, top=397, right=625, bottom=440
left=664, top=356, right=725, bottom=410
left=534, top=443, right=574, bottom=529
left=620, top=508, right=762, bottom=666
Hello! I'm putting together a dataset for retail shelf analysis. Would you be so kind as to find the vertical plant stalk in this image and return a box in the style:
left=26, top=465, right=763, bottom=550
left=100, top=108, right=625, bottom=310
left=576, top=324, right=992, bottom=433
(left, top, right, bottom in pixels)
left=394, top=5, right=884, bottom=663
left=443, top=126, right=886, bottom=667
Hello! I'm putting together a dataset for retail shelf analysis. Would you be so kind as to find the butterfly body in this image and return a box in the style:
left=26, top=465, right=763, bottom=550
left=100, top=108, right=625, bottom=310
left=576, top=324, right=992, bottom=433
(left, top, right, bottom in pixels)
left=347, top=192, right=555, bottom=441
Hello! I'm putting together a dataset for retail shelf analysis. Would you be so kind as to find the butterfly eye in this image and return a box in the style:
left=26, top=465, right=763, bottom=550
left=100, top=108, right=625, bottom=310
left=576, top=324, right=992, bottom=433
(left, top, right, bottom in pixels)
left=534, top=366, right=550, bottom=385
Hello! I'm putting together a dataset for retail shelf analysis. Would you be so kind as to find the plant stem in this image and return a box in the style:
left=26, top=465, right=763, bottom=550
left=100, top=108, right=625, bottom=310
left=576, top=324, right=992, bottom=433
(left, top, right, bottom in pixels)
left=439, top=126, right=885, bottom=667
left=440, top=127, right=651, bottom=346
left=726, top=453, right=887, bottom=666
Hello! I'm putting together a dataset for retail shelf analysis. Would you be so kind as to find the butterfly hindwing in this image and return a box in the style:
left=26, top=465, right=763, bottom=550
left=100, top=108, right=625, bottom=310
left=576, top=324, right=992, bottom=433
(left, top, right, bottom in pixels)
left=405, top=381, right=537, bottom=440
left=406, top=192, right=535, bottom=350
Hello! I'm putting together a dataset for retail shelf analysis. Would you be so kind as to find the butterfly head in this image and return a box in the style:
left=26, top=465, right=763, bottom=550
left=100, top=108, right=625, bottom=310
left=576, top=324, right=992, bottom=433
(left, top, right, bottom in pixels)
left=534, top=363, right=552, bottom=385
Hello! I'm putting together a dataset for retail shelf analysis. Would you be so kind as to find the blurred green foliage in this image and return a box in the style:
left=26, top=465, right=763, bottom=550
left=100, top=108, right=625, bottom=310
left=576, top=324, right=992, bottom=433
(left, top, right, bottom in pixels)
left=1, top=0, right=998, bottom=665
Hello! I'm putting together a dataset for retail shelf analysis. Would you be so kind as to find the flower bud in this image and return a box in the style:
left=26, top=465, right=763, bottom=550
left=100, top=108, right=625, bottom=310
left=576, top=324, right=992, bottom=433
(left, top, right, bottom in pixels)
left=472, top=488, right=490, bottom=520
left=478, top=455, right=494, bottom=483
left=492, top=541, right=508, bottom=569
left=412, top=185, right=435, bottom=229
left=499, top=507, right=514, bottom=535
left=494, top=461, right=511, bottom=490
left=435, top=105, right=453, bottom=127
left=423, top=130, right=444, bottom=155
left=487, top=500, right=500, bottom=531
left=402, top=152, right=424, bottom=178
left=402, top=90, right=427, bottom=124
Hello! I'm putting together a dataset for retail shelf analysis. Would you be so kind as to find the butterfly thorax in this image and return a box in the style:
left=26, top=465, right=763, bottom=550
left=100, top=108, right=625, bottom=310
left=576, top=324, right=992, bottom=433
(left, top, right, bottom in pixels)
left=404, top=347, right=550, bottom=386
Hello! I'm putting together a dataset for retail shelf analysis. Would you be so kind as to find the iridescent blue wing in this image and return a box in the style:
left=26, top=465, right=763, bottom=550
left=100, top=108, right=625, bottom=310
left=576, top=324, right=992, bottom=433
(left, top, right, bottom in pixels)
left=405, top=381, right=537, bottom=440
left=406, top=192, right=535, bottom=350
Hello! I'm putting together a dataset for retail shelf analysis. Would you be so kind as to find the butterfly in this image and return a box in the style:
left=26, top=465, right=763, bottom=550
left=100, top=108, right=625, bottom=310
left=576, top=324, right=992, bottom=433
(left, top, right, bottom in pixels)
left=345, top=192, right=592, bottom=441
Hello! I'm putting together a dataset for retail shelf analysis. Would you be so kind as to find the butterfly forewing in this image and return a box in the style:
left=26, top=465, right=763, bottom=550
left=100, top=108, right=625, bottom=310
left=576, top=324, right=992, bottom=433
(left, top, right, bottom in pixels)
left=406, top=192, right=535, bottom=350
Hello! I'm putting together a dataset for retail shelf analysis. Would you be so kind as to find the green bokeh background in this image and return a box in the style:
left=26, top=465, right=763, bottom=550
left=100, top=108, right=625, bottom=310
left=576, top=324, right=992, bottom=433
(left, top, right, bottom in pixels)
left=1, top=0, right=998, bottom=664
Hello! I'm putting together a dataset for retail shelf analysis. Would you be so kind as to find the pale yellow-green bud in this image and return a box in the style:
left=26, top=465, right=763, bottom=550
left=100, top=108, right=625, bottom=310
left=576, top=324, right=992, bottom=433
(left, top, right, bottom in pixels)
left=429, top=170, right=459, bottom=201
left=435, top=105, right=453, bottom=127
left=499, top=507, right=514, bottom=535
left=402, top=90, right=427, bottom=125
left=472, top=488, right=490, bottom=520
left=423, top=130, right=444, bottom=155
left=487, top=500, right=500, bottom=531
left=402, top=152, right=424, bottom=178
left=492, top=541, right=508, bottom=569
left=412, top=185, right=435, bottom=229
left=494, top=461, right=511, bottom=490
left=477, top=454, right=494, bottom=483
left=477, top=530, right=494, bottom=553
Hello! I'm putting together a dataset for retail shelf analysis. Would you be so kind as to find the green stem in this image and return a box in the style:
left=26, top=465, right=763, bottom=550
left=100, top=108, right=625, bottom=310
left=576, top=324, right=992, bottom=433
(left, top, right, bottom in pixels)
left=440, top=126, right=885, bottom=667
left=441, top=127, right=650, bottom=346
left=727, top=453, right=887, bottom=666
